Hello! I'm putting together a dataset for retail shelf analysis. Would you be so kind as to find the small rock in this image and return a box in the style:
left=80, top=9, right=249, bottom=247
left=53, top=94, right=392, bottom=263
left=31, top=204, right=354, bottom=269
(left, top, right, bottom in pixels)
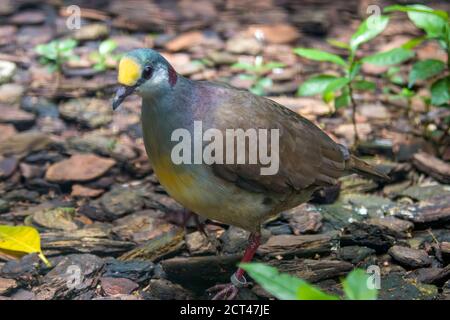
left=0, top=84, right=25, bottom=104
left=283, top=203, right=322, bottom=234
left=220, top=226, right=250, bottom=254
left=10, top=10, right=45, bottom=25
left=112, top=212, right=178, bottom=243
left=337, top=246, right=375, bottom=264
left=0, top=156, right=18, bottom=179
left=185, top=231, right=216, bottom=255
left=9, top=289, right=35, bottom=300
left=0, top=105, right=35, bottom=129
left=389, top=245, right=432, bottom=268
left=67, top=132, right=137, bottom=162
left=100, top=277, right=138, bottom=296
left=98, top=186, right=146, bottom=218
left=335, top=123, right=372, bottom=144
left=103, top=259, right=154, bottom=283
left=0, top=278, right=16, bottom=294
left=358, top=104, right=390, bottom=121
left=71, top=184, right=104, bottom=198
left=142, top=278, right=194, bottom=300
left=244, top=24, right=300, bottom=44
left=21, top=96, right=59, bottom=118
left=0, top=131, right=52, bottom=157
left=164, top=31, right=206, bottom=52
left=73, top=23, right=109, bottom=41
left=0, top=253, right=41, bottom=280
left=176, top=61, right=205, bottom=76
left=59, top=99, right=112, bottom=129
left=0, top=124, right=16, bottom=142
left=226, top=36, right=262, bottom=55
left=0, top=61, right=16, bottom=84
left=399, top=185, right=450, bottom=202
left=0, top=199, right=9, bottom=213
left=268, top=97, right=330, bottom=118
left=45, top=154, right=116, bottom=183
left=32, top=207, right=78, bottom=231
left=207, top=51, right=237, bottom=65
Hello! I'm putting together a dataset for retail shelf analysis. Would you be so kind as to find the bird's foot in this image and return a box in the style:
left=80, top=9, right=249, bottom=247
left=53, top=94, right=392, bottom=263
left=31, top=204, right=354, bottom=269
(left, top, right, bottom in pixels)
left=207, top=273, right=247, bottom=300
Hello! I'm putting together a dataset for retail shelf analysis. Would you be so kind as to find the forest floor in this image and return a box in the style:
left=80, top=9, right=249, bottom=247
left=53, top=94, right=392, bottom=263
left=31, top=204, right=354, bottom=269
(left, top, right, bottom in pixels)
left=0, top=0, right=449, bottom=300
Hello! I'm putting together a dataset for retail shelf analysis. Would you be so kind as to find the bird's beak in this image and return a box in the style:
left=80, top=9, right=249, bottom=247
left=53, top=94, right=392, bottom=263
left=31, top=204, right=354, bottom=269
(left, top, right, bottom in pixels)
left=112, top=85, right=136, bottom=110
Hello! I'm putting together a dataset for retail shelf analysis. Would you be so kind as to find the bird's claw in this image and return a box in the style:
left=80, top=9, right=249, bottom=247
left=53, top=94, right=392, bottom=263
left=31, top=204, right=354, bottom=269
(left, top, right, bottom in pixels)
left=207, top=273, right=247, bottom=300
left=207, top=283, right=239, bottom=300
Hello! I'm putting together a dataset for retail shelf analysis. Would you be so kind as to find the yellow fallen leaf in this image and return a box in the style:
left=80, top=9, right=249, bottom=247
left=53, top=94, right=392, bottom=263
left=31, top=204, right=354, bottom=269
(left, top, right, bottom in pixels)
left=0, top=225, right=51, bottom=267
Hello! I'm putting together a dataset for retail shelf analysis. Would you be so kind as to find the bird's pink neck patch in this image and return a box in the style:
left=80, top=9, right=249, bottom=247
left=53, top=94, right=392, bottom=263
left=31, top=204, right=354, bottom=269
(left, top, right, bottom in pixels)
left=168, top=65, right=177, bottom=87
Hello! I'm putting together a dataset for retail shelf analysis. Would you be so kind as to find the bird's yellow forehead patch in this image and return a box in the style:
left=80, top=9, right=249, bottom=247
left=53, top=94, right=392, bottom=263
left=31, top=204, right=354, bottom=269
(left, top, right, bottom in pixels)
left=118, top=57, right=141, bottom=86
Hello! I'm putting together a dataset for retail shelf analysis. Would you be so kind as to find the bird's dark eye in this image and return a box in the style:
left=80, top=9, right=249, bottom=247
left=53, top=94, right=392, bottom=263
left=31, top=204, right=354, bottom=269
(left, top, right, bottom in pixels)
left=142, top=65, right=153, bottom=79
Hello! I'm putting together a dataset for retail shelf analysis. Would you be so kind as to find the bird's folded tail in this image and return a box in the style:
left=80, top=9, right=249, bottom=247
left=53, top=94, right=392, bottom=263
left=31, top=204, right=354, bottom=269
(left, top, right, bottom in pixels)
left=346, top=155, right=390, bottom=180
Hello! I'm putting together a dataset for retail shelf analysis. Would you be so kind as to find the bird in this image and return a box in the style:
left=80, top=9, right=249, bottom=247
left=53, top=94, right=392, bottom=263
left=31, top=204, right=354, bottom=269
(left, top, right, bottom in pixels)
left=112, top=48, right=388, bottom=300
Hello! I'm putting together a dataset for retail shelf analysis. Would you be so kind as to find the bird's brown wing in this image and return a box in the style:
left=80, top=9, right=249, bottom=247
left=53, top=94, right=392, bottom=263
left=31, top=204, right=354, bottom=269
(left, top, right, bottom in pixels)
left=207, top=89, right=347, bottom=194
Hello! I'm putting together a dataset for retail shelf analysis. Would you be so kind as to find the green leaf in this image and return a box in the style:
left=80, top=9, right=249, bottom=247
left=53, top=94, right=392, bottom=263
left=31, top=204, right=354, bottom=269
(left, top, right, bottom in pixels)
left=232, top=62, right=255, bottom=72
left=408, top=59, right=446, bottom=88
left=342, top=269, right=378, bottom=300
left=327, top=39, right=350, bottom=50
left=240, top=263, right=338, bottom=300
left=407, top=5, right=447, bottom=39
left=385, top=5, right=448, bottom=31
left=298, top=75, right=337, bottom=96
left=349, top=62, right=362, bottom=80
left=323, top=77, right=349, bottom=97
left=58, top=39, right=78, bottom=52
left=335, top=90, right=350, bottom=109
left=353, top=80, right=376, bottom=91
left=0, top=225, right=50, bottom=267
left=293, top=48, right=347, bottom=66
left=263, top=62, right=285, bottom=71
left=385, top=5, right=448, bottom=38
left=362, top=48, right=415, bottom=66
left=401, top=36, right=425, bottom=50
left=99, top=39, right=117, bottom=55
left=296, top=283, right=339, bottom=300
left=350, top=15, right=389, bottom=51
left=431, top=76, right=450, bottom=106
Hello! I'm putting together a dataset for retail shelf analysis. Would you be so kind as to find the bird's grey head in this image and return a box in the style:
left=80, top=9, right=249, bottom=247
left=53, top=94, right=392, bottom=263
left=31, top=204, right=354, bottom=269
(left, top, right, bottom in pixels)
left=112, top=48, right=178, bottom=110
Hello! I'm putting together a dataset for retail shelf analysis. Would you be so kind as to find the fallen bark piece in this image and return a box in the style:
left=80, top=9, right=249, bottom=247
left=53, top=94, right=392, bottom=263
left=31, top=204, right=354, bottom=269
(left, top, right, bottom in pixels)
left=257, top=233, right=335, bottom=257
left=337, top=246, right=375, bottom=264
left=142, top=279, right=195, bottom=300
left=269, top=258, right=353, bottom=283
left=118, top=228, right=184, bottom=262
left=45, top=154, right=116, bottom=183
left=161, top=255, right=241, bottom=294
left=413, top=152, right=450, bottom=184
left=390, top=194, right=450, bottom=225
left=0, top=278, right=17, bottom=294
left=379, top=272, right=438, bottom=300
left=100, top=277, right=139, bottom=296
left=41, top=229, right=134, bottom=256
left=388, top=245, right=432, bottom=268
left=408, top=265, right=450, bottom=285
left=366, top=216, right=414, bottom=238
left=33, top=254, right=104, bottom=300
left=340, top=222, right=396, bottom=252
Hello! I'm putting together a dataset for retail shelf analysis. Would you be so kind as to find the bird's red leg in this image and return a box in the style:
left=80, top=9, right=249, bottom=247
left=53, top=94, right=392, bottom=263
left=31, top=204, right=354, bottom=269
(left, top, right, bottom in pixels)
left=208, top=232, right=261, bottom=300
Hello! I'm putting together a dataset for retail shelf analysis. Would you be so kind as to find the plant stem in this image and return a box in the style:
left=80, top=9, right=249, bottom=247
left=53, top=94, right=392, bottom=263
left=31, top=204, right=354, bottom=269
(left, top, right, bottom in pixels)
left=348, top=83, right=360, bottom=147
